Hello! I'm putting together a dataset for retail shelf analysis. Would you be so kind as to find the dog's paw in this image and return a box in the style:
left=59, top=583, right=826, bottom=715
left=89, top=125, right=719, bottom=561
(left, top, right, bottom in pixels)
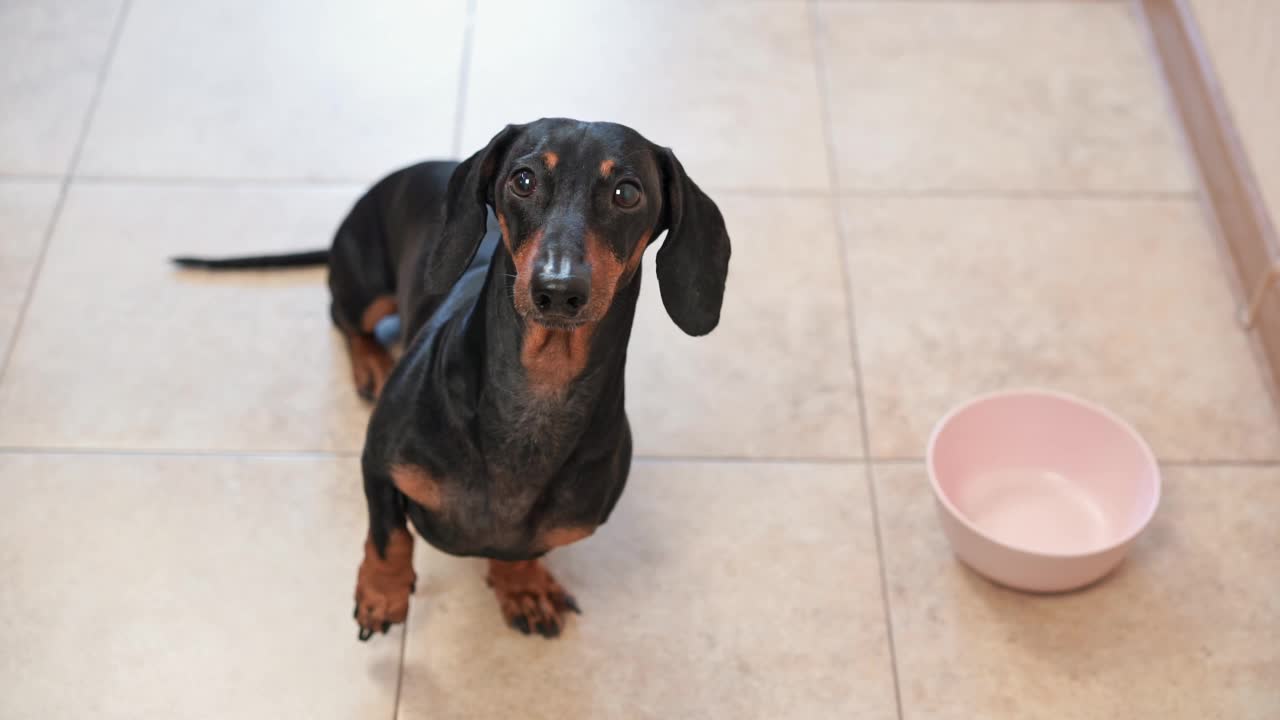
left=353, top=577, right=414, bottom=641
left=347, top=334, right=394, bottom=402
left=486, top=559, right=580, bottom=639
left=353, top=530, right=416, bottom=641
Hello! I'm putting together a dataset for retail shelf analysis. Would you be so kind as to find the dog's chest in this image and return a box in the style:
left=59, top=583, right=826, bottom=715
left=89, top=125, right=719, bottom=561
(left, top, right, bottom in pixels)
left=412, top=455, right=586, bottom=558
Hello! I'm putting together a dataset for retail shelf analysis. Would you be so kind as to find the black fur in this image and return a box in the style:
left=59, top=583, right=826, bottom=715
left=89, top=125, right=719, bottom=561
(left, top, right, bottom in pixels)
left=653, top=147, right=731, bottom=336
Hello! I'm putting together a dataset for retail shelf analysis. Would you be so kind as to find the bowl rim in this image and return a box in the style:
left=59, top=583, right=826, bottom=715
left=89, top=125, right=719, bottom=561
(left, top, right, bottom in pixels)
left=925, top=387, right=1162, bottom=559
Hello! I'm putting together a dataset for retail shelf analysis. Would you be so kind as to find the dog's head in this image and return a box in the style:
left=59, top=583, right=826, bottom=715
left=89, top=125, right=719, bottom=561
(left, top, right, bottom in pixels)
left=424, top=118, right=730, bottom=336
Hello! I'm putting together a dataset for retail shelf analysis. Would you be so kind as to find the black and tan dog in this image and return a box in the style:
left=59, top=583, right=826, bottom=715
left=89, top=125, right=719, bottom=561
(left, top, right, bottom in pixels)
left=175, top=118, right=731, bottom=639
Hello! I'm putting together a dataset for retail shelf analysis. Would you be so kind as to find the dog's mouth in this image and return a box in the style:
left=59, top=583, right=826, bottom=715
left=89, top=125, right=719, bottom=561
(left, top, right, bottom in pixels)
left=527, top=315, right=589, bottom=332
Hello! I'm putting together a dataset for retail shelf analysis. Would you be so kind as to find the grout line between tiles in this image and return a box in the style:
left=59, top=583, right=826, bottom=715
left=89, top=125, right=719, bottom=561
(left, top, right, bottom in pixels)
left=0, top=446, right=860, bottom=465
left=806, top=3, right=906, bottom=720
left=449, top=0, right=479, bottom=159
left=69, top=174, right=369, bottom=189
left=0, top=446, right=361, bottom=460
left=0, top=0, right=132, bottom=387
left=47, top=174, right=1201, bottom=201
left=834, top=187, right=1196, bottom=201
left=820, top=0, right=1125, bottom=4
left=1158, top=458, right=1280, bottom=468
left=0, top=445, right=1274, bottom=469
left=860, top=456, right=1280, bottom=468
left=391, top=617, right=409, bottom=720
left=634, top=453, right=862, bottom=465
left=0, top=174, right=64, bottom=184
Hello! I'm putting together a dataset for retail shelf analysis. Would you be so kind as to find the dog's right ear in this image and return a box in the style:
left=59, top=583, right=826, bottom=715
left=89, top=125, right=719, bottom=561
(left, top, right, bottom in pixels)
left=422, top=124, right=524, bottom=294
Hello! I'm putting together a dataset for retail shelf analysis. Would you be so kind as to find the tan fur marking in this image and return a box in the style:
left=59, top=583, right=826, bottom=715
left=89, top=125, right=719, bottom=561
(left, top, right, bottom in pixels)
left=346, top=331, right=394, bottom=400
left=360, top=295, right=398, bottom=334
left=541, top=526, right=595, bottom=550
left=599, top=159, right=615, bottom=176
left=497, top=212, right=512, bottom=253
left=390, top=464, right=445, bottom=511
left=509, top=226, right=594, bottom=393
left=542, top=151, right=559, bottom=170
left=520, top=324, right=594, bottom=394
left=581, top=230, right=650, bottom=322
left=511, top=230, right=543, bottom=319
left=623, top=230, right=650, bottom=279
left=584, top=230, right=624, bottom=320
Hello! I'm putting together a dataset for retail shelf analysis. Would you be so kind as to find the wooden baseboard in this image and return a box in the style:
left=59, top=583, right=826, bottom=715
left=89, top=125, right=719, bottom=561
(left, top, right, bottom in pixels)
left=1136, top=0, right=1280, bottom=397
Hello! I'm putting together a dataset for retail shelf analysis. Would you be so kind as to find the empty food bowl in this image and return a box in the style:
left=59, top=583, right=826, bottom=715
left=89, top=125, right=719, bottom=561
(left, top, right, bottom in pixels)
left=927, top=389, right=1161, bottom=593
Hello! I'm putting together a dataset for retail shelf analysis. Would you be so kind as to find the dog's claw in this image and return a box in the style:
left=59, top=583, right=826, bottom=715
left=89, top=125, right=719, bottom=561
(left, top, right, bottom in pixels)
left=564, top=595, right=581, bottom=614
left=512, top=616, right=531, bottom=635
left=381, top=621, right=391, bottom=634
left=358, top=627, right=374, bottom=642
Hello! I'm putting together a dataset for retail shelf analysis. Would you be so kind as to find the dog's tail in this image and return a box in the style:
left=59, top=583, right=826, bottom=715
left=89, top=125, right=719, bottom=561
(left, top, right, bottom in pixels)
left=171, top=249, right=330, bottom=270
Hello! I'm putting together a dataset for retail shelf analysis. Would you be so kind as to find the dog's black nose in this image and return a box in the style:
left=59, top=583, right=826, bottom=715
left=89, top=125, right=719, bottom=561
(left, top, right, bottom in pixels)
left=531, top=271, right=590, bottom=318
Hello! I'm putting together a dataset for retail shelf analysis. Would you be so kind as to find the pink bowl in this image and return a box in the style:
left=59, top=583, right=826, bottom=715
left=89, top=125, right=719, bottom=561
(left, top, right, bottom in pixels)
left=926, top=389, right=1161, bottom=593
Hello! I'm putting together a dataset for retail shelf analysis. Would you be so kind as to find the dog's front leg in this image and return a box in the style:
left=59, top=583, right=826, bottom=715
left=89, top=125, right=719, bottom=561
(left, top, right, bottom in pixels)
left=353, top=470, right=416, bottom=641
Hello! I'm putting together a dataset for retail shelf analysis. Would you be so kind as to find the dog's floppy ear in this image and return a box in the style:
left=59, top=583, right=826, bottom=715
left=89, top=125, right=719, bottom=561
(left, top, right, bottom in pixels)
left=652, top=147, right=731, bottom=336
left=422, top=124, right=523, bottom=294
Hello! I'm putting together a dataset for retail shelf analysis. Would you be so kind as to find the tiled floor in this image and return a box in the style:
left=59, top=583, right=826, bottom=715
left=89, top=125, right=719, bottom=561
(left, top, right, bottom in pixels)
left=0, top=1, right=1276, bottom=719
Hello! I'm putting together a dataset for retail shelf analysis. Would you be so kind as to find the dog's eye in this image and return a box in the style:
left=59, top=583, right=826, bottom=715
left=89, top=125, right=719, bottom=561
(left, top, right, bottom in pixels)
left=613, top=181, right=642, bottom=209
left=509, top=169, right=536, bottom=197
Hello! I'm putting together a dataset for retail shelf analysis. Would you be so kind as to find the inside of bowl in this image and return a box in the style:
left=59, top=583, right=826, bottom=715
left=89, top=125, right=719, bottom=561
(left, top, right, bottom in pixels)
left=930, top=392, right=1159, bottom=555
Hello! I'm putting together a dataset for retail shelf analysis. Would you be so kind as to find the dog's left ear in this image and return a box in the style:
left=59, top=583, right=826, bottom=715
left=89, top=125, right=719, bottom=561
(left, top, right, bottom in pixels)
left=423, top=123, right=524, bottom=295
left=652, top=147, right=731, bottom=336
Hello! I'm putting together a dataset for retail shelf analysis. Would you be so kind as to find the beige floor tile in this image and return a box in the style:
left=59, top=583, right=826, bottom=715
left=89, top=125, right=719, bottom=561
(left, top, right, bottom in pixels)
left=0, top=184, right=370, bottom=451
left=874, top=462, right=1280, bottom=720
left=627, top=194, right=862, bottom=458
left=0, top=1, right=122, bottom=175
left=817, top=2, right=1191, bottom=192
left=77, top=0, right=465, bottom=181
left=397, top=460, right=896, bottom=720
left=0, top=453, right=398, bottom=720
left=460, top=0, right=830, bottom=191
left=843, top=196, right=1280, bottom=461
left=0, top=181, right=60, bottom=363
